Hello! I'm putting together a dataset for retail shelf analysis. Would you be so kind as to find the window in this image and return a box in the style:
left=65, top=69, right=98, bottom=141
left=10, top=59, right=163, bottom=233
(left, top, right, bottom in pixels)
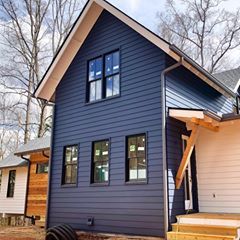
left=126, top=134, right=147, bottom=181
left=88, top=50, right=120, bottom=102
left=63, top=145, right=78, bottom=185
left=36, top=163, right=49, bottom=174
left=88, top=58, right=102, bottom=102
left=92, top=140, right=109, bottom=183
left=0, top=170, right=1, bottom=190
left=105, top=51, right=120, bottom=97
left=7, top=170, right=16, bottom=198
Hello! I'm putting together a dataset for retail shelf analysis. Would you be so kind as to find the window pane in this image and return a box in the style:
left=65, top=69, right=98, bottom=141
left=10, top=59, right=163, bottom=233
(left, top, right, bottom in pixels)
left=105, top=54, right=112, bottom=76
left=71, top=164, right=78, bottom=184
left=138, top=158, right=146, bottom=179
left=65, top=165, right=72, bottom=184
left=96, top=80, right=102, bottom=100
left=89, top=60, right=95, bottom=81
left=128, top=137, right=137, bottom=158
left=129, top=158, right=137, bottom=180
left=94, top=162, right=108, bottom=183
left=7, top=170, right=16, bottom=198
left=65, top=147, right=72, bottom=164
left=113, top=51, right=119, bottom=74
left=90, top=81, right=96, bottom=102
left=94, top=142, right=102, bottom=162
left=95, top=58, right=102, bottom=79
left=113, top=74, right=120, bottom=95
left=102, top=141, right=109, bottom=161
left=106, top=77, right=113, bottom=97
left=72, top=146, right=78, bottom=163
left=36, top=163, right=48, bottom=174
left=137, top=135, right=145, bottom=157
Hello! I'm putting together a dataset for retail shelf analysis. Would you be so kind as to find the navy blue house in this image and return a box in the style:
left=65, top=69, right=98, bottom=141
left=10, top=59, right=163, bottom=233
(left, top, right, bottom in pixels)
left=35, top=0, right=239, bottom=238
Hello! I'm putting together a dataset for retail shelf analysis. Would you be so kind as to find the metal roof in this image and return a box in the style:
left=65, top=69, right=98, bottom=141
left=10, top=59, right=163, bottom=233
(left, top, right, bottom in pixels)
left=0, top=153, right=27, bottom=169
left=14, top=136, right=51, bottom=156
left=214, top=67, right=240, bottom=92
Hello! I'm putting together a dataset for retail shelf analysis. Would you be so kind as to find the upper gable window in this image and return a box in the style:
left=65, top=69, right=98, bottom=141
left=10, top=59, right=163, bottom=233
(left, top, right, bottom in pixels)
left=88, top=50, right=120, bottom=102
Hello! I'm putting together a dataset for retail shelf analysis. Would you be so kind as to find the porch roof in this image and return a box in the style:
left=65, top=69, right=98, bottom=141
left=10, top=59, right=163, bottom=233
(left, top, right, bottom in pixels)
left=168, top=108, right=240, bottom=189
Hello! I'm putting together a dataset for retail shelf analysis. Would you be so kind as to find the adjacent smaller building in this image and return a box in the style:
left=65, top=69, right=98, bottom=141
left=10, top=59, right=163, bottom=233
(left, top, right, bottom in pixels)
left=0, top=154, right=28, bottom=217
left=0, top=137, right=50, bottom=226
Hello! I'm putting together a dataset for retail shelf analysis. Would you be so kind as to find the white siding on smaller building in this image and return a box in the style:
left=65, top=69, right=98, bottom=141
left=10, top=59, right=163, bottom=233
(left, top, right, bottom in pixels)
left=0, top=167, right=28, bottom=215
left=196, top=122, right=240, bottom=213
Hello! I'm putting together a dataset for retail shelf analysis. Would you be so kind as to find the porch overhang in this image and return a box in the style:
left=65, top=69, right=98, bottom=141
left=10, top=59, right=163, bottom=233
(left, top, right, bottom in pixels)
left=169, top=108, right=240, bottom=189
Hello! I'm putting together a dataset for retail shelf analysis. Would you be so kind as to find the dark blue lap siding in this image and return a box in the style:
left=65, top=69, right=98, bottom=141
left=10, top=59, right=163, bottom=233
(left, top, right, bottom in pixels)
left=49, top=10, right=165, bottom=237
left=48, top=8, right=234, bottom=237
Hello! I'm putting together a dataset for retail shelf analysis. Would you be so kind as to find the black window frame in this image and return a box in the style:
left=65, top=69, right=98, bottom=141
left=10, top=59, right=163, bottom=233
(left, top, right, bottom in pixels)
left=36, top=162, right=49, bottom=174
left=91, top=139, right=110, bottom=184
left=62, top=145, right=79, bottom=185
left=87, top=49, right=120, bottom=103
left=126, top=133, right=147, bottom=183
left=7, top=170, right=16, bottom=198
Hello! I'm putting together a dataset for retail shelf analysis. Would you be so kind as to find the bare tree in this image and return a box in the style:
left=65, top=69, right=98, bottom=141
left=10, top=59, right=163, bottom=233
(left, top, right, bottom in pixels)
left=0, top=0, right=85, bottom=146
left=157, top=0, right=240, bottom=73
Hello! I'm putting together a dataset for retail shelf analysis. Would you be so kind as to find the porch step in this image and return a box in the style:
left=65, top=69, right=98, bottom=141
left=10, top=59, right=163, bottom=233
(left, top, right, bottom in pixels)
left=167, top=232, right=236, bottom=240
left=176, top=213, right=240, bottom=227
left=172, top=223, right=239, bottom=236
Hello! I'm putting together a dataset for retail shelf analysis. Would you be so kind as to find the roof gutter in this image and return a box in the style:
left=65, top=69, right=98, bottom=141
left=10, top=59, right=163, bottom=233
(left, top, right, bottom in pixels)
left=170, top=45, right=236, bottom=98
left=161, top=58, right=183, bottom=236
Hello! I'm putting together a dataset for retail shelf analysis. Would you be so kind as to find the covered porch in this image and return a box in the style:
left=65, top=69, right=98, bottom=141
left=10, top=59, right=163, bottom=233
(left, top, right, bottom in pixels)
left=167, top=109, right=240, bottom=240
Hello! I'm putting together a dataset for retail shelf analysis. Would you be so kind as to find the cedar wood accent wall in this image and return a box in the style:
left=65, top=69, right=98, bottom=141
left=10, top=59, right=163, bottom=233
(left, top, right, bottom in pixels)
left=26, top=152, right=49, bottom=222
left=48, top=10, right=233, bottom=237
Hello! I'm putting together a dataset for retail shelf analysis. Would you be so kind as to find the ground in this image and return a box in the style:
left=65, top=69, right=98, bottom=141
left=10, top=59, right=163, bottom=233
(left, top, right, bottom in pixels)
left=0, top=227, right=163, bottom=240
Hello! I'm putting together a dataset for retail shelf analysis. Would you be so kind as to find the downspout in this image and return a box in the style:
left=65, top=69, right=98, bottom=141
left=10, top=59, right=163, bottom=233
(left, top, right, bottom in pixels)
left=236, top=94, right=240, bottom=114
left=20, top=155, right=34, bottom=223
left=45, top=104, right=55, bottom=230
left=42, top=150, right=50, bottom=159
left=161, top=58, right=183, bottom=236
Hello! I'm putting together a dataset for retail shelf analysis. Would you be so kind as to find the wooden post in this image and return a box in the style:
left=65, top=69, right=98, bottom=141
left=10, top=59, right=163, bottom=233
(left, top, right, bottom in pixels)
left=175, top=124, right=200, bottom=189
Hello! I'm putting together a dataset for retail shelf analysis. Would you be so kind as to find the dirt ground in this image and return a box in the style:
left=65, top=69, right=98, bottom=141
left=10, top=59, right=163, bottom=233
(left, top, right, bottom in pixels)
left=0, top=226, right=163, bottom=240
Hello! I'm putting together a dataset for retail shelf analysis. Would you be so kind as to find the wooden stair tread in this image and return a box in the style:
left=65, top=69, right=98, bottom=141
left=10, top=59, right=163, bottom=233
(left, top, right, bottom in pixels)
left=172, top=223, right=240, bottom=229
left=176, top=213, right=240, bottom=220
left=167, top=231, right=236, bottom=240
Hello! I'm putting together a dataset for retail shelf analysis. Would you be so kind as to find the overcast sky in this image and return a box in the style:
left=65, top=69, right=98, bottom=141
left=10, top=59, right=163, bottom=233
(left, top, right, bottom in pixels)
left=108, top=0, right=240, bottom=32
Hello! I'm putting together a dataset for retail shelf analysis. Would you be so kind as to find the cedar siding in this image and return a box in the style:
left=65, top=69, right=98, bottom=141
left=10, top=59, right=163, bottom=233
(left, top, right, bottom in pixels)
left=47, top=9, right=234, bottom=238
left=26, top=152, right=49, bottom=223
left=49, top=10, right=165, bottom=236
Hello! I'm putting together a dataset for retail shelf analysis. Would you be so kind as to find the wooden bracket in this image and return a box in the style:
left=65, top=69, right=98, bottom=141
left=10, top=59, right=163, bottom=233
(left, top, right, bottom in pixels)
left=175, top=124, right=200, bottom=189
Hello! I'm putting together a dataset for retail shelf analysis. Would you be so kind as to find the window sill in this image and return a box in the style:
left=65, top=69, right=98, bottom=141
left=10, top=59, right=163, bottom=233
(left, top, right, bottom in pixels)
left=85, top=94, right=120, bottom=106
left=125, top=180, right=148, bottom=185
left=61, top=183, right=78, bottom=188
left=90, top=182, right=109, bottom=187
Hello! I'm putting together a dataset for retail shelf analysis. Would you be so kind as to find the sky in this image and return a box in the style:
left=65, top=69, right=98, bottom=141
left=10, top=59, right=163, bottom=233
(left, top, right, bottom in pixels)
left=108, top=0, right=240, bottom=33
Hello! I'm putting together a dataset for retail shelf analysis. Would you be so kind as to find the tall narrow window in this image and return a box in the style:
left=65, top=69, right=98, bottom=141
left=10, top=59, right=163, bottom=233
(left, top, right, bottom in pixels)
left=63, top=145, right=78, bottom=184
left=126, top=134, right=147, bottom=181
left=105, top=51, right=120, bottom=98
left=92, top=140, right=109, bottom=183
left=7, top=170, right=16, bottom=198
left=88, top=58, right=102, bottom=102
left=0, top=170, right=2, bottom=191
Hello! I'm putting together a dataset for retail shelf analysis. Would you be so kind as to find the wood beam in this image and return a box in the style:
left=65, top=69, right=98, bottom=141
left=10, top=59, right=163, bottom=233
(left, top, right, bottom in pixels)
left=175, top=124, right=200, bottom=189
left=191, top=118, right=219, bottom=132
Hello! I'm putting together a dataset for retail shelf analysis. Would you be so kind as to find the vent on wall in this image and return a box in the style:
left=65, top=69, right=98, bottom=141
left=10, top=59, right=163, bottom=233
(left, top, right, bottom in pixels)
left=87, top=217, right=94, bottom=226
